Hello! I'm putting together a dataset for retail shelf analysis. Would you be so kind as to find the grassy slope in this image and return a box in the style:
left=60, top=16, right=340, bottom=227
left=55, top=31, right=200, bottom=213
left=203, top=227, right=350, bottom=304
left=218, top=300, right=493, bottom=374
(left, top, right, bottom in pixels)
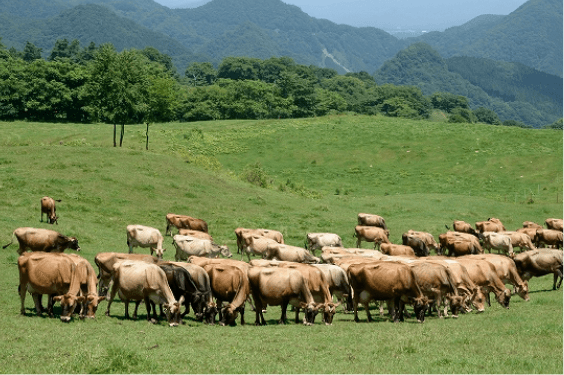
left=0, top=115, right=561, bottom=373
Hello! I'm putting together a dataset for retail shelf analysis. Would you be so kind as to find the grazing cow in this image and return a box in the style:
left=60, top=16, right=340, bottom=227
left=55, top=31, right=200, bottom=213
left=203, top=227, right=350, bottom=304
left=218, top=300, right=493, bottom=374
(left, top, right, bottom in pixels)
left=454, top=258, right=512, bottom=309
left=347, top=261, right=429, bottom=323
left=516, top=227, right=539, bottom=242
left=168, top=262, right=217, bottom=324
left=126, top=225, right=165, bottom=260
left=178, top=229, right=213, bottom=241
left=354, top=226, right=391, bottom=249
left=248, top=266, right=322, bottom=326
left=18, top=252, right=85, bottom=321
left=482, top=232, right=514, bottom=257
left=94, top=252, right=158, bottom=296
left=241, top=235, right=278, bottom=261
left=305, top=233, right=343, bottom=256
left=311, top=263, right=353, bottom=313
left=475, top=218, right=506, bottom=233
left=320, top=247, right=384, bottom=264
left=523, top=221, right=543, bottom=229
left=380, top=243, right=416, bottom=257
left=65, top=253, right=105, bottom=319
left=533, top=229, right=563, bottom=249
left=173, top=235, right=232, bottom=261
left=463, top=254, right=529, bottom=302
left=357, top=213, right=388, bottom=230
left=234, top=228, right=284, bottom=254
left=105, top=260, right=183, bottom=326
left=545, top=218, right=563, bottom=231
left=422, top=257, right=486, bottom=313
left=201, top=263, right=250, bottom=326
left=451, top=220, right=480, bottom=237
left=40, top=196, right=61, bottom=225
left=406, top=230, right=439, bottom=253
left=438, top=232, right=483, bottom=256
left=264, top=243, right=320, bottom=263
left=513, top=249, right=563, bottom=290
left=165, top=213, right=209, bottom=236
left=499, top=231, right=536, bottom=252
left=157, top=263, right=199, bottom=322
left=402, top=234, right=430, bottom=257
left=4, top=227, right=80, bottom=255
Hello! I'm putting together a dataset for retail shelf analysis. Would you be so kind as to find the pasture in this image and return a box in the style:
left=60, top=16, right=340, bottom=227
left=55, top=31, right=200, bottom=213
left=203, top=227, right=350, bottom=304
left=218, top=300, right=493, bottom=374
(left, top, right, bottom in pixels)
left=0, top=115, right=562, bottom=373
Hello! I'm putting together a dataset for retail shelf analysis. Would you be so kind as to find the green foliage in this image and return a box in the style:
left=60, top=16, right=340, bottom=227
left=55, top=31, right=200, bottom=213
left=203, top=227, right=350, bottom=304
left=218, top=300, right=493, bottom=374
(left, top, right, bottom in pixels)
left=242, top=162, right=270, bottom=188
left=430, top=92, right=469, bottom=113
left=22, top=41, right=42, bottom=62
left=544, top=118, right=563, bottom=130
left=185, top=61, right=217, bottom=86
left=474, top=107, right=501, bottom=125
left=448, top=107, right=477, bottom=124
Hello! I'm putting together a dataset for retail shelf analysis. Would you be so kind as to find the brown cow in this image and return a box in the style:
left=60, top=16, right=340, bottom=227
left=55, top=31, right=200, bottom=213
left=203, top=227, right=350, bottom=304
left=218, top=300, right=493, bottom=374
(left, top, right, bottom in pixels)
left=348, top=261, right=429, bottom=323
left=264, top=243, right=320, bottom=263
left=499, top=231, right=536, bottom=252
left=178, top=229, right=213, bottom=241
left=545, top=218, right=563, bottom=231
left=165, top=213, right=208, bottom=235
left=534, top=229, right=563, bottom=249
left=18, top=252, right=85, bottom=321
left=439, top=232, right=484, bottom=256
left=4, top=227, right=80, bottom=255
left=380, top=243, right=416, bottom=257
left=248, top=266, right=322, bottom=325
left=513, top=249, right=563, bottom=290
left=65, top=253, right=105, bottom=319
left=234, top=228, right=284, bottom=254
left=40, top=196, right=61, bottom=225
left=94, top=252, right=158, bottom=296
left=320, top=247, right=385, bottom=264
left=452, top=220, right=480, bottom=237
left=523, top=221, right=543, bottom=229
left=516, top=227, right=539, bottom=242
left=357, top=213, right=388, bottom=230
left=241, top=235, right=279, bottom=261
left=475, top=218, right=506, bottom=233
left=354, top=226, right=391, bottom=249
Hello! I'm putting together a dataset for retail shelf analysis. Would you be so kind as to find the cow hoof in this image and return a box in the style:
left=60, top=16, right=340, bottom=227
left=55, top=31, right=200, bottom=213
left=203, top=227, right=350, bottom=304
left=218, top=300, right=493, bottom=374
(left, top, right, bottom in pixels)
left=452, top=315, right=459, bottom=319
left=150, top=318, right=158, bottom=324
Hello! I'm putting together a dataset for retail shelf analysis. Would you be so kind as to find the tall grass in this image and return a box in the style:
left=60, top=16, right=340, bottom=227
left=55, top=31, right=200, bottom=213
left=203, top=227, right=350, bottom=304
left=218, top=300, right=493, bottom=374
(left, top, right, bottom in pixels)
left=0, top=116, right=561, bottom=373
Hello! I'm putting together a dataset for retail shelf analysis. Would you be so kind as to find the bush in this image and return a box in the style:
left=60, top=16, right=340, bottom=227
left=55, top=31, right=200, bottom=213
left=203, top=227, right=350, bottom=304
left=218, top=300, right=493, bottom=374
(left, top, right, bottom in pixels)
left=242, top=162, right=270, bottom=188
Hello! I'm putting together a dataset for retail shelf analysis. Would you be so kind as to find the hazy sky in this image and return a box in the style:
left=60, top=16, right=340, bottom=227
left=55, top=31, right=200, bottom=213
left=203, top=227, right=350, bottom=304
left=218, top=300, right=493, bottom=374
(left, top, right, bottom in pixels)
left=154, top=0, right=528, bottom=31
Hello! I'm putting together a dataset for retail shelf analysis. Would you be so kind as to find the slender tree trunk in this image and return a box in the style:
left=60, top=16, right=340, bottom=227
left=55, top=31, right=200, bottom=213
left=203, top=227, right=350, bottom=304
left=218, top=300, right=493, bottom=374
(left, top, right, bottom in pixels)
left=146, top=123, right=149, bottom=150
left=113, top=124, right=116, bottom=147
left=119, top=124, right=124, bottom=147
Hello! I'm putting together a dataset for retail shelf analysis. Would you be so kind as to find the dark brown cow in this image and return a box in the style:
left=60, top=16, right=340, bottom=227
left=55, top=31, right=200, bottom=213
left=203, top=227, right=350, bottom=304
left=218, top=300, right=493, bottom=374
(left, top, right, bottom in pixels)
left=348, top=261, right=429, bottom=323
left=534, top=229, right=563, bottom=249
left=4, top=227, right=80, bottom=255
left=165, top=213, right=209, bottom=235
left=406, top=230, right=439, bottom=253
left=40, top=196, right=61, bottom=225
left=545, top=218, right=563, bottom=231
left=513, top=249, right=563, bottom=290
left=357, top=213, right=388, bottom=230
left=402, top=234, right=430, bottom=257
left=354, top=226, right=391, bottom=249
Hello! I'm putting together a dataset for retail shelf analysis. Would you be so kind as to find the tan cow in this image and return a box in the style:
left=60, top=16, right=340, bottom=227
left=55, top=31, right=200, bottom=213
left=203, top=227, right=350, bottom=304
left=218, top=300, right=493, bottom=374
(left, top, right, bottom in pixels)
left=534, top=229, right=563, bottom=249
left=94, top=252, right=158, bottom=296
left=475, top=218, right=506, bottom=233
left=454, top=258, right=512, bottom=309
left=347, top=261, right=429, bottom=323
left=65, top=253, right=105, bottom=319
left=482, top=232, right=514, bottom=257
left=320, top=247, right=384, bottom=264
left=406, top=230, right=439, bottom=252
left=312, top=263, right=353, bottom=312
left=248, top=266, right=322, bottom=325
left=522, top=221, right=543, bottom=229
left=18, top=252, right=85, bottom=321
left=4, top=227, right=80, bottom=255
left=380, top=243, right=416, bottom=257
left=516, top=227, right=539, bottom=242
left=499, top=231, right=536, bottom=252
left=201, top=263, right=250, bottom=326
left=40, top=196, right=61, bottom=225
left=452, top=220, right=479, bottom=236
left=234, top=228, right=284, bottom=254
left=438, top=232, right=484, bottom=256
left=165, top=213, right=209, bottom=235
left=357, top=213, right=388, bottom=230
left=105, top=260, right=183, bottom=326
left=463, top=254, right=529, bottom=302
left=354, top=226, right=391, bottom=249
left=173, top=235, right=232, bottom=261
left=178, top=229, right=213, bottom=241
left=306, top=233, right=343, bottom=256
left=241, top=235, right=279, bottom=261
left=264, top=243, right=320, bottom=263
left=513, top=249, right=563, bottom=290
left=545, top=218, right=563, bottom=231
left=126, top=225, right=165, bottom=259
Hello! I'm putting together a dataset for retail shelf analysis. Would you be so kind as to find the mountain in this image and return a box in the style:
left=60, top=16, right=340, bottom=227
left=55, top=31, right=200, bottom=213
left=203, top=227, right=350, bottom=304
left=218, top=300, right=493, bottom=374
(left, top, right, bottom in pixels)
left=413, top=0, right=563, bottom=77
left=373, top=43, right=562, bottom=128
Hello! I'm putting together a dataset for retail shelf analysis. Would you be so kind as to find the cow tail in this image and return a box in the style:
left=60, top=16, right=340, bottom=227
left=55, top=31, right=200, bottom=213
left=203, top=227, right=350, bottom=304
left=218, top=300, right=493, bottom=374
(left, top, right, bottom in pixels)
left=2, top=231, right=16, bottom=249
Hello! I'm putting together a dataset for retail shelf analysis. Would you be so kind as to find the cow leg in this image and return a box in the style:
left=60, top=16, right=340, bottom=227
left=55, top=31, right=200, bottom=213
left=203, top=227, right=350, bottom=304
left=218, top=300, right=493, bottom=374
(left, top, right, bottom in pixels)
left=294, top=307, right=300, bottom=324
left=554, top=270, right=563, bottom=290
left=356, top=237, right=361, bottom=248
left=395, top=298, right=403, bottom=322
left=352, top=293, right=360, bottom=322
left=364, top=301, right=372, bottom=322
left=484, top=291, right=491, bottom=307
left=31, top=293, right=44, bottom=315
left=105, top=282, right=119, bottom=317
left=144, top=298, right=156, bottom=323
left=124, top=300, right=131, bottom=319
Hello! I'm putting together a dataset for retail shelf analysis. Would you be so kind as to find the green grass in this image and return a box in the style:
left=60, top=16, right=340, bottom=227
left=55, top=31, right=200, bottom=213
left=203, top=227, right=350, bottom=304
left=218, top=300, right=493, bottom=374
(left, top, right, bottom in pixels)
left=0, top=115, right=562, bottom=373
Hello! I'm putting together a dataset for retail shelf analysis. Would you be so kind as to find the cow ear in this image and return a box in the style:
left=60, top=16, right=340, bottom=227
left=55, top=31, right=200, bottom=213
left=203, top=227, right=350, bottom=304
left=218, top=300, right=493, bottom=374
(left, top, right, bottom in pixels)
left=77, top=296, right=86, bottom=303
left=53, top=295, right=63, bottom=302
left=299, top=302, right=308, bottom=309
left=178, top=295, right=185, bottom=305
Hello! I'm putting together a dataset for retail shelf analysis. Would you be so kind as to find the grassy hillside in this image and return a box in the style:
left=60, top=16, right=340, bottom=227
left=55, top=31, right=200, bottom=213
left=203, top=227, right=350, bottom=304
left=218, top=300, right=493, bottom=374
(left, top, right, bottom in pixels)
left=0, top=116, right=562, bottom=373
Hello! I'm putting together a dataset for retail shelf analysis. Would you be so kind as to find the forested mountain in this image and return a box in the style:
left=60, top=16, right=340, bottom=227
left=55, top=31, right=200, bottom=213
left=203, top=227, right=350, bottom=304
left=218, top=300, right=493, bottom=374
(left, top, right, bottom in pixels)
left=414, top=0, right=563, bottom=77
left=373, top=43, right=562, bottom=127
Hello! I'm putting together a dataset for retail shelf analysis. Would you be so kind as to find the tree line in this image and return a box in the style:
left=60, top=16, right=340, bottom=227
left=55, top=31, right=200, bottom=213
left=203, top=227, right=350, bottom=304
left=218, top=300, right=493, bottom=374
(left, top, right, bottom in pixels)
left=0, top=38, right=561, bottom=142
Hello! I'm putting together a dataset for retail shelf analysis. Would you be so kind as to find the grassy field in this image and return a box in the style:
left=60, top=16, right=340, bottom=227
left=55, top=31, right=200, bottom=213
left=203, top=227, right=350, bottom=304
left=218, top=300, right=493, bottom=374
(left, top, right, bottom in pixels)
left=0, top=115, right=562, bottom=373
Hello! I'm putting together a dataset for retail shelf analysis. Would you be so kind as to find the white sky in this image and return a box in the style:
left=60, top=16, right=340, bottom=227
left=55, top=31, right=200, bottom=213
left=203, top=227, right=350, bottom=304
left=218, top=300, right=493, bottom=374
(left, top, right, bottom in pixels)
left=154, top=0, right=529, bottom=31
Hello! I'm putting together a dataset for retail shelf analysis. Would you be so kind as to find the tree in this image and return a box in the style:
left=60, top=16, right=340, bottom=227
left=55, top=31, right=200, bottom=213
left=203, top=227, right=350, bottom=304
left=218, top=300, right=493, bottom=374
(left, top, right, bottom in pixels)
left=217, top=56, right=261, bottom=81
left=22, top=42, right=42, bottom=63
left=185, top=62, right=216, bottom=86
left=430, top=92, right=470, bottom=113
left=49, top=39, right=71, bottom=61
left=473, top=107, right=501, bottom=125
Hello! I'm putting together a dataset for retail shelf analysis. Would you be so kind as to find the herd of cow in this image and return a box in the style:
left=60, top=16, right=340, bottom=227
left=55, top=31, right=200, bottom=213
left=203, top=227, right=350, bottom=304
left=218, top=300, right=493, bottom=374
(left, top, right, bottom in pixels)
left=3, top=197, right=564, bottom=327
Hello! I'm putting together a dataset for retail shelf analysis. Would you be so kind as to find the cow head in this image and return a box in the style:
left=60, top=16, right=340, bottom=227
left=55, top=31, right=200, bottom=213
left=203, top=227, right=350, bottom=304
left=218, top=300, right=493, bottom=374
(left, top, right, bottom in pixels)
left=53, top=293, right=82, bottom=322
left=411, top=296, right=430, bottom=323
left=495, top=288, right=512, bottom=309
left=321, top=302, right=340, bottom=325
left=219, top=303, right=239, bottom=326
left=151, top=247, right=166, bottom=260
left=202, top=302, right=218, bottom=325
left=515, top=281, right=530, bottom=301
left=80, top=294, right=106, bottom=319
left=220, top=246, right=233, bottom=258
left=68, top=237, right=80, bottom=252
left=300, top=302, right=321, bottom=326
left=163, top=295, right=184, bottom=327
left=447, top=295, right=465, bottom=317
left=49, top=215, right=59, bottom=225
left=470, top=288, right=486, bottom=313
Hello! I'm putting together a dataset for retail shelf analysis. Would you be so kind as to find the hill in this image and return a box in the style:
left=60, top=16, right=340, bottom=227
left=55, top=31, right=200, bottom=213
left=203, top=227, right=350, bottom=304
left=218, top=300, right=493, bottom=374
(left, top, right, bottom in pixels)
left=373, top=43, right=563, bottom=127
left=414, top=0, right=563, bottom=77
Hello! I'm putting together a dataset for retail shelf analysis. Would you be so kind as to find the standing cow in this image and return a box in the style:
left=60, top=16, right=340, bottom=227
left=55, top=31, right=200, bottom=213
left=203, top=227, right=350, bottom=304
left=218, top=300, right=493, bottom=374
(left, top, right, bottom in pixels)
left=3, top=227, right=80, bottom=255
left=40, top=196, right=61, bottom=225
left=126, top=225, right=165, bottom=260
left=305, top=233, right=343, bottom=256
